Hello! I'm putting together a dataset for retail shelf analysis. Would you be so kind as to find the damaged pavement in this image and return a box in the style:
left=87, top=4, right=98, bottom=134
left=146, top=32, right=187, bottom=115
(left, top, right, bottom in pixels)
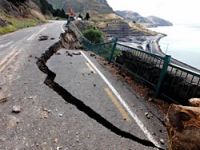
left=0, top=22, right=167, bottom=150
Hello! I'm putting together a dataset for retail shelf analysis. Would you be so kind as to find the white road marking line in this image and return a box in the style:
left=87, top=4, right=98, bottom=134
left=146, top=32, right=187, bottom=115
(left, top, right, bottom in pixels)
left=80, top=51, right=161, bottom=148
left=27, top=27, right=47, bottom=41
left=85, top=62, right=96, bottom=74
left=0, top=41, right=14, bottom=48
left=60, top=23, right=65, bottom=33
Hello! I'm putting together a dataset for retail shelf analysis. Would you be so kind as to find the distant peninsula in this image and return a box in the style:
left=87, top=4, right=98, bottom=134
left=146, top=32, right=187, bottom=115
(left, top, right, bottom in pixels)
left=116, top=10, right=173, bottom=27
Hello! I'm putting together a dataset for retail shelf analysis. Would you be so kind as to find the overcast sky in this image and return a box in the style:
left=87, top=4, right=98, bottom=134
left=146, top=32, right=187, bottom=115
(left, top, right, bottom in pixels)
left=107, top=0, right=200, bottom=24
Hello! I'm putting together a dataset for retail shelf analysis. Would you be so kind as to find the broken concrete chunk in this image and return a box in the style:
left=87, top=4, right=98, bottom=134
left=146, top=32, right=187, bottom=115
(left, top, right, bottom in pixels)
left=188, top=98, right=200, bottom=107
left=12, top=105, right=21, bottom=113
left=66, top=53, right=73, bottom=57
left=55, top=52, right=61, bottom=55
left=145, top=112, right=152, bottom=119
left=90, top=53, right=95, bottom=57
left=160, top=138, right=164, bottom=145
left=54, top=138, right=59, bottom=144
left=72, top=52, right=81, bottom=55
left=7, top=116, right=20, bottom=128
left=58, top=113, right=63, bottom=117
left=148, top=98, right=153, bottom=102
left=0, top=97, right=8, bottom=103
left=38, top=35, right=48, bottom=41
left=41, top=111, right=48, bottom=119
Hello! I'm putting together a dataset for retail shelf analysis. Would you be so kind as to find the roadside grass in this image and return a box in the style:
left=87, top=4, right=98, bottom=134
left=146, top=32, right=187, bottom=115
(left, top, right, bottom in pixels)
left=0, top=16, right=44, bottom=35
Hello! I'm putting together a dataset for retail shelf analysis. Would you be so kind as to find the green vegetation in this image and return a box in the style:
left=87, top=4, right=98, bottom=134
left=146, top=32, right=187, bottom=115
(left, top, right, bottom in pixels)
left=81, top=25, right=121, bottom=61
left=94, top=44, right=121, bottom=61
left=0, top=17, right=41, bottom=35
left=33, top=0, right=68, bottom=19
left=83, top=27, right=103, bottom=43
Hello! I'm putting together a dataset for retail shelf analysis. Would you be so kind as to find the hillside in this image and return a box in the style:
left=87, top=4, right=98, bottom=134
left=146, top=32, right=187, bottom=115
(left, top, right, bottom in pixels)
left=146, top=16, right=173, bottom=27
left=47, top=0, right=113, bottom=13
left=0, top=0, right=68, bottom=34
left=116, top=10, right=173, bottom=27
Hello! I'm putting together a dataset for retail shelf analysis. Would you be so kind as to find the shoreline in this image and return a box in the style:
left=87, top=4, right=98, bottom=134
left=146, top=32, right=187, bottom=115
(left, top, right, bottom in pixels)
left=153, top=34, right=200, bottom=73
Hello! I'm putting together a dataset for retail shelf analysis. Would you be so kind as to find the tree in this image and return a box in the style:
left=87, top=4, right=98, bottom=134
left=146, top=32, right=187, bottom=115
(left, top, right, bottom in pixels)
left=83, top=28, right=103, bottom=43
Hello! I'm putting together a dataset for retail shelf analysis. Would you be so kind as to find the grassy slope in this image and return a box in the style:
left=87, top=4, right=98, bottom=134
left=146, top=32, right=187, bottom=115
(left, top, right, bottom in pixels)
left=0, top=0, right=48, bottom=35
left=0, top=14, right=43, bottom=35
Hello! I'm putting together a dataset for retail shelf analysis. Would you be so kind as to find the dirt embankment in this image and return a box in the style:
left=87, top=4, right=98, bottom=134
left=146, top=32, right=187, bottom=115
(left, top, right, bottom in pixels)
left=0, top=0, right=52, bottom=34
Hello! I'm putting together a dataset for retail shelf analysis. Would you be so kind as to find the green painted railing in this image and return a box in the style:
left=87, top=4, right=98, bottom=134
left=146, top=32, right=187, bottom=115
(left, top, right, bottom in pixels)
left=69, top=22, right=200, bottom=104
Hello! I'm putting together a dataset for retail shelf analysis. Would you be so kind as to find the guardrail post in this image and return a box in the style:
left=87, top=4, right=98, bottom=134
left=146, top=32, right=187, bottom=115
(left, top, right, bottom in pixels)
left=109, top=38, right=118, bottom=63
left=156, top=55, right=171, bottom=96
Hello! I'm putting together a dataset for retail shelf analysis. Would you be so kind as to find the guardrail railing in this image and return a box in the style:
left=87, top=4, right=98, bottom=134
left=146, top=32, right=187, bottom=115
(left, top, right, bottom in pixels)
left=161, top=63, right=200, bottom=103
left=69, top=21, right=200, bottom=104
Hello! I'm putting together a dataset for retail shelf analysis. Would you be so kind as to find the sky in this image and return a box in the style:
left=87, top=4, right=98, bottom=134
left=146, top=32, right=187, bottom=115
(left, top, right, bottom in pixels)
left=107, top=0, right=200, bottom=24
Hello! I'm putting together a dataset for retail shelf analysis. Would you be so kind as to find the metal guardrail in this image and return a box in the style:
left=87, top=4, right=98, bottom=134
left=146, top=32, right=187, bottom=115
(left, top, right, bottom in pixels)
left=113, top=43, right=171, bottom=95
left=161, top=63, right=200, bottom=103
left=69, top=22, right=200, bottom=104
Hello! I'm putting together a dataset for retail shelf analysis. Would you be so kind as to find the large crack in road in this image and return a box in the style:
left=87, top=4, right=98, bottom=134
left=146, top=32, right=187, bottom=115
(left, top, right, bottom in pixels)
left=36, top=29, right=163, bottom=150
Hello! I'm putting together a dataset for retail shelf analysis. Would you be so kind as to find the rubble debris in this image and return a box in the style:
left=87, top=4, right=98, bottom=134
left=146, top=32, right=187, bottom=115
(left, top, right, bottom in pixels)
left=38, top=35, right=49, bottom=41
left=145, top=112, right=153, bottom=119
left=41, top=110, right=48, bottom=119
left=66, top=51, right=73, bottom=57
left=7, top=116, right=20, bottom=128
left=28, top=96, right=33, bottom=99
left=54, top=138, right=59, bottom=144
left=12, top=105, right=21, bottom=113
left=93, top=84, right=96, bottom=87
left=90, top=53, right=95, bottom=57
left=166, top=104, right=200, bottom=149
left=50, top=37, right=55, bottom=40
left=72, top=52, right=81, bottom=55
left=55, top=52, right=61, bottom=55
left=148, top=98, right=153, bottom=102
left=58, top=113, right=63, bottom=117
left=188, top=98, right=200, bottom=107
left=29, top=55, right=33, bottom=58
left=160, top=139, right=164, bottom=145
left=0, top=97, right=8, bottom=103
left=56, top=147, right=62, bottom=150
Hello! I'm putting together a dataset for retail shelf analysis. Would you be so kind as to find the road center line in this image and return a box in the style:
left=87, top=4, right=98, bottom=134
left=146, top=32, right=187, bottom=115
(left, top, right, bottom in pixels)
left=104, top=87, right=131, bottom=122
left=0, top=49, right=20, bottom=72
left=80, top=50, right=161, bottom=148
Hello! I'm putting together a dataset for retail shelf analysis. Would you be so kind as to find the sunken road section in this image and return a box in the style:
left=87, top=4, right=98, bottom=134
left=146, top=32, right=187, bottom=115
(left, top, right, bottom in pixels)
left=36, top=29, right=163, bottom=150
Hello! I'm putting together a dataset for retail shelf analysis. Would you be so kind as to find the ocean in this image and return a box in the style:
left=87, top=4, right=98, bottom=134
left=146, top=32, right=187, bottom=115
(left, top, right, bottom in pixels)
left=150, top=25, right=200, bottom=70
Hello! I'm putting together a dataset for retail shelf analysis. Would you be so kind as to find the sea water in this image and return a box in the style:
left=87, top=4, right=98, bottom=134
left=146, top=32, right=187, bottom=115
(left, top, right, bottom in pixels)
left=150, top=25, right=200, bottom=70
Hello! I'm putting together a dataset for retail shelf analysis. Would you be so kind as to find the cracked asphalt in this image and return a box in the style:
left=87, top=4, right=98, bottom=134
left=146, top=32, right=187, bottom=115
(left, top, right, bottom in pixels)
left=0, top=21, right=167, bottom=150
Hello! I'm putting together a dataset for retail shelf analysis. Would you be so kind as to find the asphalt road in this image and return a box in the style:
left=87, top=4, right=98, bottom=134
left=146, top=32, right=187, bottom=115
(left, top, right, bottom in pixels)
left=0, top=21, right=167, bottom=149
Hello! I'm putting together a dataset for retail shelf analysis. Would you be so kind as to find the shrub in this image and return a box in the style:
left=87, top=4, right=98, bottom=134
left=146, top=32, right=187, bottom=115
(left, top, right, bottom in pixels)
left=83, top=28, right=103, bottom=43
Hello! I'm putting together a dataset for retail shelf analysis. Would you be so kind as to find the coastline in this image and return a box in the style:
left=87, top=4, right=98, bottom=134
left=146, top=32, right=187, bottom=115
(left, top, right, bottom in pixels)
left=153, top=34, right=200, bottom=73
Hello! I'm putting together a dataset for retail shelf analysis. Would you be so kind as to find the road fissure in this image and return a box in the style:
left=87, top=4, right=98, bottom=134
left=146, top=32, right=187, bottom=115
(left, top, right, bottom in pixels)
left=36, top=31, right=163, bottom=150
